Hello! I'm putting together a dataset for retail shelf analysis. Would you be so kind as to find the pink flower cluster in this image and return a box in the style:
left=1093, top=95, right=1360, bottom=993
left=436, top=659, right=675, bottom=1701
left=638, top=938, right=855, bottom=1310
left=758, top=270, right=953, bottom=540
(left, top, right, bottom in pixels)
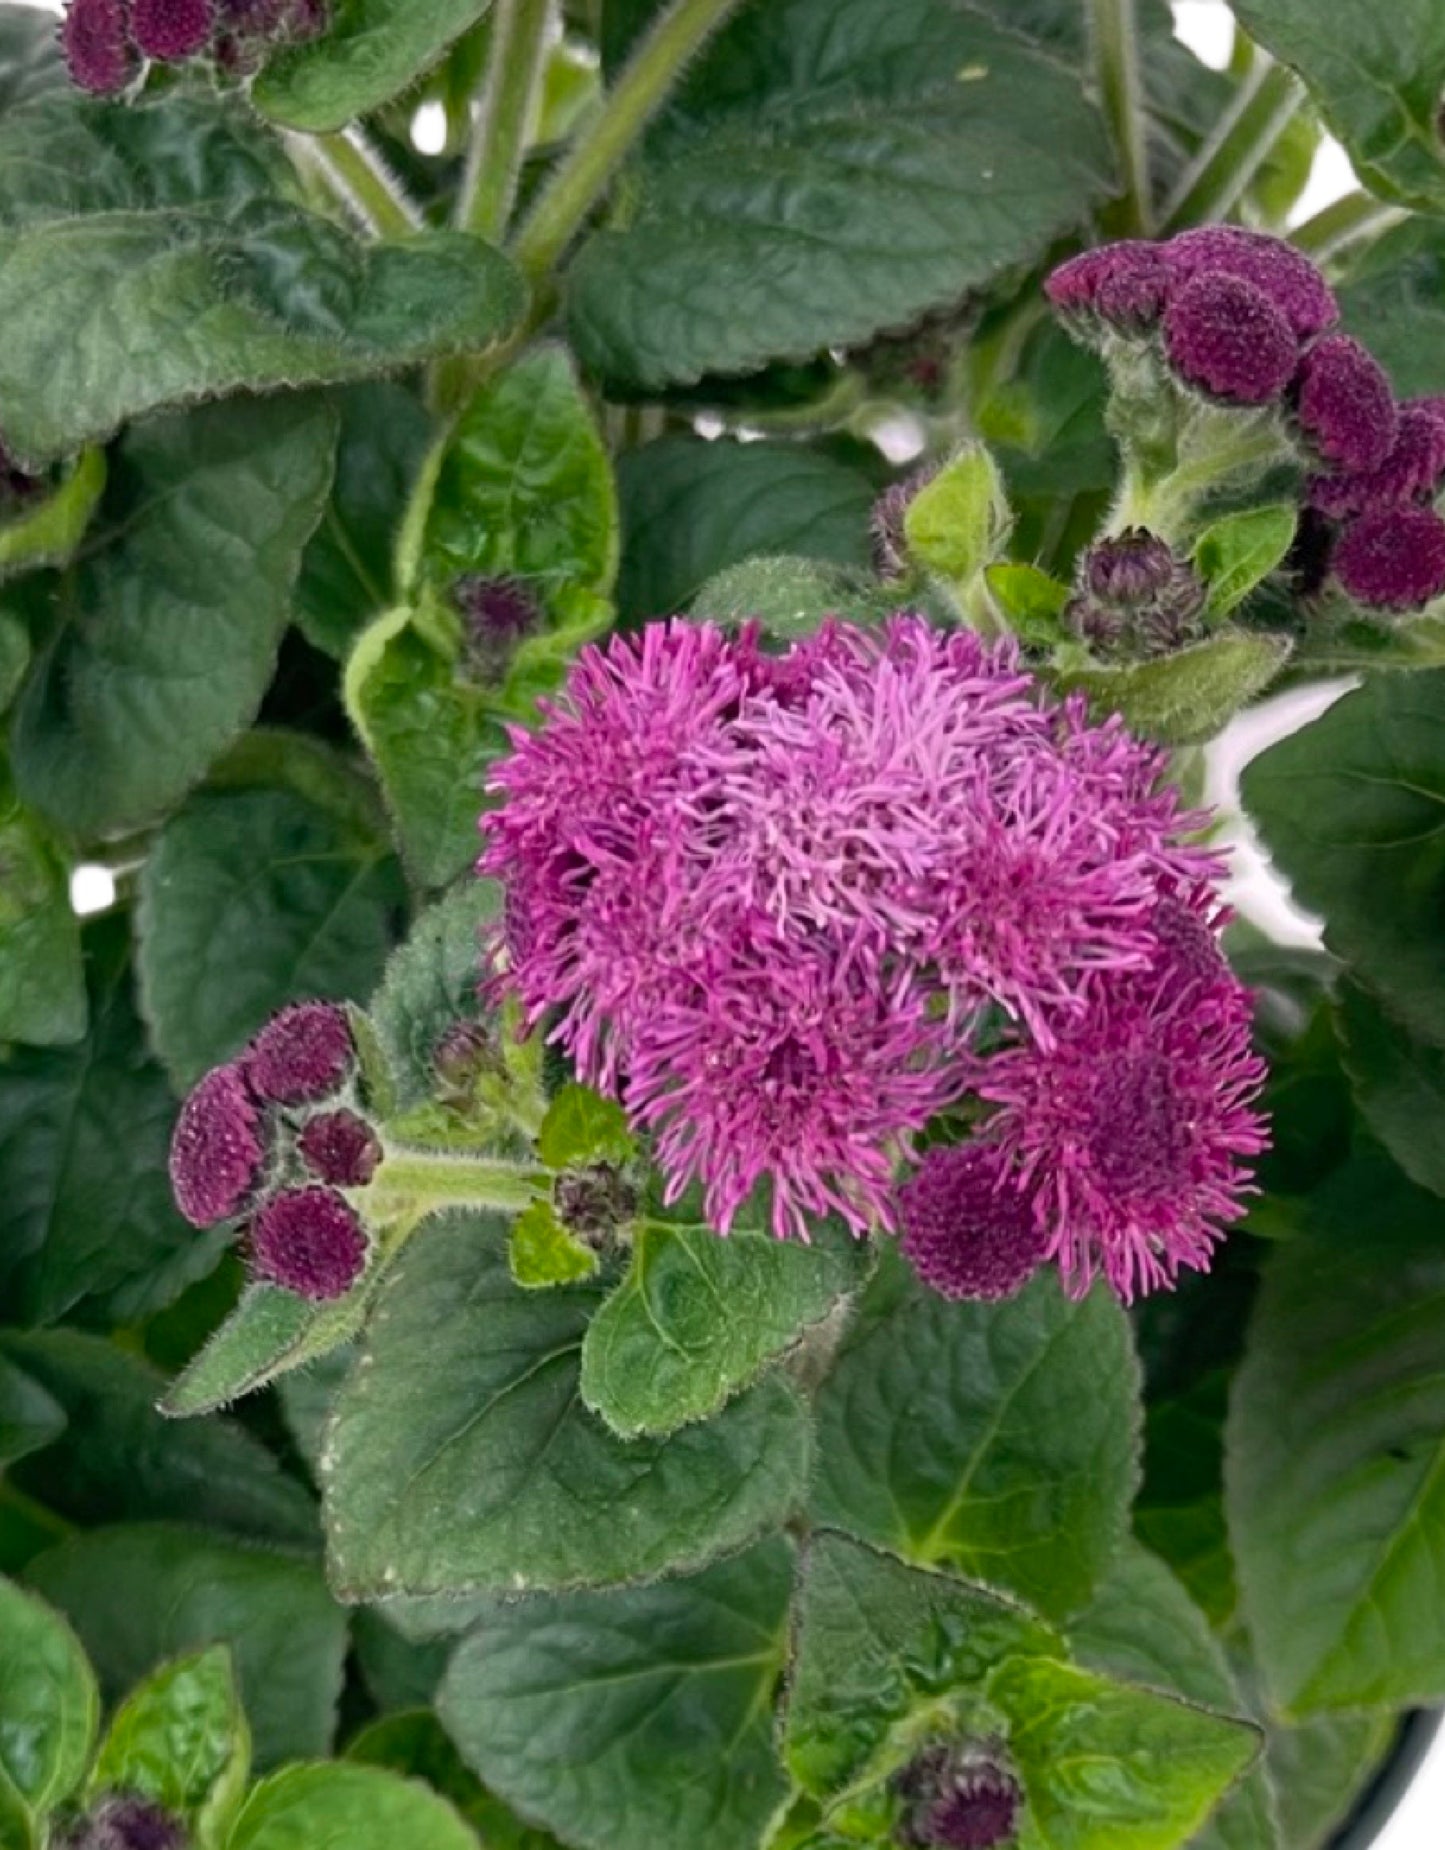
left=1048, top=228, right=1445, bottom=612
left=481, top=615, right=1267, bottom=1301
left=168, top=1001, right=380, bottom=1301
left=61, top=0, right=325, bottom=94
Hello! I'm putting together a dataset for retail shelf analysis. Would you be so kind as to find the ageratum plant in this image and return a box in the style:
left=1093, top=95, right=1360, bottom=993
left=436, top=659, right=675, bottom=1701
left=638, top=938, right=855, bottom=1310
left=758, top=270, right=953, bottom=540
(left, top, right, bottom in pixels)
left=4, top=0, right=1445, bottom=1846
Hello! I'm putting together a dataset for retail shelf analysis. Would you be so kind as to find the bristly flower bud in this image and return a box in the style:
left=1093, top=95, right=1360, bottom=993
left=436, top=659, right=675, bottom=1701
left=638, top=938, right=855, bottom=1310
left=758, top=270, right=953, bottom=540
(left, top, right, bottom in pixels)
left=1333, top=505, right=1445, bottom=611
left=250, top=1186, right=367, bottom=1300
left=297, top=1110, right=381, bottom=1188
left=60, top=1795, right=188, bottom=1850
left=169, top=1063, right=266, bottom=1229
left=896, top=1745, right=1023, bottom=1849
left=432, top=1019, right=501, bottom=1103
left=1292, top=334, right=1396, bottom=473
left=1164, top=225, right=1338, bottom=339
left=1163, top=272, right=1298, bottom=406
left=870, top=466, right=937, bottom=582
left=554, top=1164, right=638, bottom=1244
left=1044, top=241, right=1168, bottom=334
left=246, top=1002, right=355, bottom=1105
left=61, top=0, right=138, bottom=93
left=1065, top=528, right=1206, bottom=657
left=1309, top=399, right=1445, bottom=518
left=898, top=1144, right=1048, bottom=1303
left=130, top=0, right=213, bottom=59
left=455, top=575, right=541, bottom=683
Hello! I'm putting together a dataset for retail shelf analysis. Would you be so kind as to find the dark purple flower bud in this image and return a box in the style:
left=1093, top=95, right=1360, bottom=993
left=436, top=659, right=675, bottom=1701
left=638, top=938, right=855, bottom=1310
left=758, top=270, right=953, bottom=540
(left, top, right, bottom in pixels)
left=1066, top=528, right=1206, bottom=657
left=456, top=575, right=541, bottom=682
left=297, top=1109, right=381, bottom=1187
left=63, top=1795, right=188, bottom=1850
left=1293, top=335, right=1396, bottom=473
left=61, top=0, right=138, bottom=94
left=1309, top=399, right=1445, bottom=518
left=432, top=1019, right=500, bottom=1100
left=554, top=1164, right=638, bottom=1243
left=1333, top=506, right=1445, bottom=610
left=870, top=466, right=936, bottom=581
left=1287, top=504, right=1335, bottom=598
left=169, top=1063, right=266, bottom=1229
left=1164, top=226, right=1337, bottom=339
left=1046, top=241, right=1171, bottom=335
left=897, top=1747, right=1023, bottom=1850
left=898, top=1144, right=1049, bottom=1303
left=1163, top=272, right=1298, bottom=406
left=131, top=0, right=212, bottom=59
left=250, top=1186, right=367, bottom=1300
left=246, top=1002, right=354, bottom=1105
left=1084, top=527, right=1176, bottom=605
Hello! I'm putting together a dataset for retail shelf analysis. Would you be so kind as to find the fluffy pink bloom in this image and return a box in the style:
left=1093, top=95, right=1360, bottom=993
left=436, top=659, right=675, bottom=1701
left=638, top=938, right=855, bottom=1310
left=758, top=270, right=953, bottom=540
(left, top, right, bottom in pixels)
left=974, top=888, right=1267, bottom=1302
left=1044, top=241, right=1168, bottom=331
left=898, top=1143, right=1049, bottom=1301
left=169, top=1062, right=265, bottom=1227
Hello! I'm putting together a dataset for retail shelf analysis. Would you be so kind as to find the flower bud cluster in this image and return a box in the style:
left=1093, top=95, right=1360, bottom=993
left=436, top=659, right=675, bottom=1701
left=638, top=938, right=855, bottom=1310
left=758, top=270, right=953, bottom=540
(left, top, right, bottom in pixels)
left=61, top=0, right=326, bottom=95
left=58, top=1795, right=187, bottom=1850
left=1064, top=526, right=1206, bottom=658
left=895, top=1745, right=1023, bottom=1849
left=168, top=1001, right=381, bottom=1302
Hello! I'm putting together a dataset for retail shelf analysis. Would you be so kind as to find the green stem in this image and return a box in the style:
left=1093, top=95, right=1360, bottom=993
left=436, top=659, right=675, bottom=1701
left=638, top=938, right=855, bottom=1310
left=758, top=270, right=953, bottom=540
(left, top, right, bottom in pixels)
left=368, top=1147, right=546, bottom=1214
left=1110, top=419, right=1288, bottom=541
left=457, top=0, right=556, bottom=241
left=1291, top=191, right=1409, bottom=265
left=1089, top=0, right=1152, bottom=235
left=296, top=128, right=423, bottom=239
left=1159, top=59, right=1303, bottom=231
left=511, top=0, right=747, bottom=281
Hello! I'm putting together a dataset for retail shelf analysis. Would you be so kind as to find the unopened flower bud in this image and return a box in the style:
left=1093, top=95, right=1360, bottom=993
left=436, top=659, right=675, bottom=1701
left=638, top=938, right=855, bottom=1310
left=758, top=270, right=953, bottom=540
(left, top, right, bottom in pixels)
left=870, top=466, right=936, bottom=582
left=169, top=1063, right=266, bottom=1229
left=456, top=575, right=541, bottom=683
left=246, top=1002, right=354, bottom=1105
left=131, top=0, right=212, bottom=59
left=1309, top=399, right=1445, bottom=518
left=432, top=1019, right=501, bottom=1103
left=250, top=1186, right=367, bottom=1300
left=1333, top=506, right=1445, bottom=611
left=1065, top=528, right=1206, bottom=657
left=61, top=0, right=138, bottom=93
left=60, top=1795, right=187, bottom=1850
left=1164, top=225, right=1337, bottom=339
left=896, top=1745, right=1023, bottom=1849
left=1293, top=335, right=1396, bottom=473
left=1045, top=241, right=1168, bottom=334
left=297, top=1109, right=380, bottom=1187
left=554, top=1164, right=638, bottom=1244
left=898, top=1144, right=1048, bottom=1303
left=1163, top=272, right=1298, bottom=406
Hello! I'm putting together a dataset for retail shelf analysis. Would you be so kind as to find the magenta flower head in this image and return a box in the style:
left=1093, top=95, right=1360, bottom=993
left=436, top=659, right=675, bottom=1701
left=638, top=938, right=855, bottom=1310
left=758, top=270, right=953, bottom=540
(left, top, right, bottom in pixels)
left=974, top=887, right=1267, bottom=1303
left=897, top=1747, right=1023, bottom=1850
left=1292, top=334, right=1396, bottom=473
left=169, top=1063, right=266, bottom=1229
left=130, top=0, right=212, bottom=59
left=1333, top=505, right=1445, bottom=610
left=898, top=1144, right=1049, bottom=1302
left=1165, top=225, right=1338, bottom=339
left=1163, top=271, right=1298, bottom=406
left=61, top=0, right=138, bottom=93
left=246, top=1001, right=354, bottom=1104
left=1309, top=399, right=1445, bottom=518
left=250, top=1186, right=367, bottom=1300
left=1044, top=241, right=1169, bottom=333
left=297, top=1110, right=381, bottom=1188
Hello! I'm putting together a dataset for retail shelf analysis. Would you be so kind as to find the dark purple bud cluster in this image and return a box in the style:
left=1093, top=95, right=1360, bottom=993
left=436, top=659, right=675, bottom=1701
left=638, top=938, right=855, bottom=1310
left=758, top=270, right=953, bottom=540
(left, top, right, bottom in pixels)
left=895, top=1745, right=1023, bottom=1849
left=455, top=575, right=543, bottom=684
left=60, top=0, right=325, bottom=94
left=1064, top=527, right=1207, bottom=658
left=168, top=1000, right=379, bottom=1302
left=60, top=1796, right=187, bottom=1850
left=897, top=1144, right=1049, bottom=1303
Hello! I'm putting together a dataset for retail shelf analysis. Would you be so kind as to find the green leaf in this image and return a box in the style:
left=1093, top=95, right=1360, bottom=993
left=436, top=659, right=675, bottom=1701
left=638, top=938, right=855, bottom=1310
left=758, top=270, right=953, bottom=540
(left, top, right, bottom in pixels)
left=1193, top=506, right=1298, bottom=618
left=567, top=0, right=1112, bottom=388
left=580, top=1216, right=866, bottom=1438
left=1241, top=670, right=1445, bottom=1045
left=86, top=1647, right=249, bottom=1847
left=226, top=1762, right=477, bottom=1850
left=0, top=1578, right=97, bottom=1817
left=689, top=555, right=884, bottom=638
left=25, top=1524, right=347, bottom=1770
left=1069, top=1541, right=1273, bottom=1850
left=987, top=1654, right=1259, bottom=1850
left=809, top=1253, right=1140, bottom=1618
left=986, top=563, right=1071, bottom=647
left=1227, top=0, right=1445, bottom=213
left=535, top=1083, right=634, bottom=1170
left=1226, top=1148, right=1445, bottom=1715
left=0, top=611, right=25, bottom=713
left=0, top=203, right=525, bottom=466
left=0, top=5, right=67, bottom=112
left=0, top=773, right=84, bottom=1048
left=0, top=450, right=105, bottom=582
left=296, top=383, right=433, bottom=660
left=1336, top=980, right=1445, bottom=1198
left=1266, top=1711, right=1394, bottom=1850
left=136, top=782, right=404, bottom=1091
left=1339, top=219, right=1445, bottom=398
left=903, top=444, right=1011, bottom=588
left=9, top=396, right=337, bottom=838
left=439, top=1539, right=794, bottom=1850
left=253, top=0, right=496, bottom=132
left=323, top=1211, right=812, bottom=1597
left=782, top=1531, right=1060, bottom=1807
left=508, top=1199, right=598, bottom=1289
left=348, top=1710, right=562, bottom=1849
left=0, top=1359, right=64, bottom=1471
left=1052, top=631, right=1291, bottom=747
left=616, top=436, right=878, bottom=618
left=0, top=1331, right=317, bottom=1548
left=0, top=918, right=223, bottom=1330
left=1134, top=1373, right=1238, bottom=1630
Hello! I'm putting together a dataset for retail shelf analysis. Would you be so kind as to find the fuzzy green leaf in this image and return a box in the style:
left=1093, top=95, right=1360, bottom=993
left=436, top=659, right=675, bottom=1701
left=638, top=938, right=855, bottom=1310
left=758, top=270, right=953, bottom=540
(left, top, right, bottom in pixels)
left=226, top=1761, right=477, bottom=1850
left=0, top=1579, right=97, bottom=1818
left=1339, top=220, right=1445, bottom=397
left=0, top=5, right=66, bottom=112
left=0, top=774, right=84, bottom=1048
left=535, top=1084, right=634, bottom=1171
left=1053, top=631, right=1291, bottom=746
left=1193, top=506, right=1298, bottom=618
left=1336, top=980, right=1445, bottom=1198
left=903, top=444, right=1011, bottom=587
left=348, top=1710, right=561, bottom=1849
left=508, top=1200, right=598, bottom=1289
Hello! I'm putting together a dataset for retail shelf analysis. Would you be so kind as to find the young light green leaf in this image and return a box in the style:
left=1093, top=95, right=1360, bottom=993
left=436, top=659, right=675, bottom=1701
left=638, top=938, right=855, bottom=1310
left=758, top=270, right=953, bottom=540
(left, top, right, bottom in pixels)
left=252, top=0, right=497, bottom=133
left=1227, top=1149, right=1445, bottom=1715
left=439, top=1540, right=794, bottom=1850
left=86, top=1647, right=250, bottom=1847
left=535, top=1084, right=634, bottom=1171
left=508, top=1200, right=598, bottom=1289
left=226, top=1761, right=477, bottom=1850
left=0, top=449, right=105, bottom=582
left=0, top=1578, right=98, bottom=1816
left=137, top=783, right=404, bottom=1090
left=0, top=775, right=84, bottom=1048
left=348, top=1709, right=562, bottom=1849
left=809, top=1253, right=1140, bottom=1618
left=1193, top=506, right=1298, bottom=618
left=25, top=1525, right=346, bottom=1771
left=986, top=562, right=1072, bottom=647
left=903, top=444, right=1011, bottom=588
left=580, top=1217, right=867, bottom=1438
left=1052, top=631, right=1291, bottom=746
left=323, top=1211, right=812, bottom=1597
left=10, top=397, right=337, bottom=839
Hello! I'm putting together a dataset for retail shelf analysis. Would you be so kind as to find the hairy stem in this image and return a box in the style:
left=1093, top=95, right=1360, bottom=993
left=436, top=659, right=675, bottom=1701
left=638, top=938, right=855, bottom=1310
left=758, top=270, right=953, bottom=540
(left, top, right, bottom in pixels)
left=458, top=0, right=556, bottom=241
left=1291, top=191, right=1410, bottom=265
left=369, top=1147, right=546, bottom=1214
left=511, top=0, right=747, bottom=281
left=1089, top=0, right=1152, bottom=235
left=295, top=128, right=424, bottom=240
left=1159, top=59, right=1303, bottom=231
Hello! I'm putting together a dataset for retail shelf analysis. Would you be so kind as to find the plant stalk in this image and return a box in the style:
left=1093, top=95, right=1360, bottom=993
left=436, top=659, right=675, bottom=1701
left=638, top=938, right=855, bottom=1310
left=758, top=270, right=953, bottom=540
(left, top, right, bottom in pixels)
left=369, top=1147, right=546, bottom=1214
left=296, top=128, right=424, bottom=240
left=1291, top=191, right=1409, bottom=265
left=511, top=0, right=746, bottom=281
left=1159, top=59, right=1303, bottom=231
left=457, top=0, right=556, bottom=241
left=1089, top=0, right=1152, bottom=235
